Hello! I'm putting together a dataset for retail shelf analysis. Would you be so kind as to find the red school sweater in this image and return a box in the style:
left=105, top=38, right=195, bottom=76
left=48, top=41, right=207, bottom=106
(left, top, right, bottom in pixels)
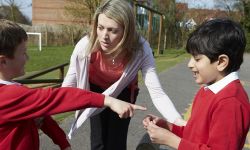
left=0, top=84, right=104, bottom=150
left=172, top=80, right=250, bottom=150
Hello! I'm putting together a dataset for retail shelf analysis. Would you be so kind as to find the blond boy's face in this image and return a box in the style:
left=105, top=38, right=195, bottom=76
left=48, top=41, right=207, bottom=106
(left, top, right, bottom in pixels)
left=187, top=54, right=223, bottom=85
left=6, top=40, right=28, bottom=79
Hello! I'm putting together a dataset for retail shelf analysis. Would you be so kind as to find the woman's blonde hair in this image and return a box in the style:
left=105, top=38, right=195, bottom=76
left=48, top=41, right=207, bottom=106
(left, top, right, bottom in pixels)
left=86, top=0, right=142, bottom=60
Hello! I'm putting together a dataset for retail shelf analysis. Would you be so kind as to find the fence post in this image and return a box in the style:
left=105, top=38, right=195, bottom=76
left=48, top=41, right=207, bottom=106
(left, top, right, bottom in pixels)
left=147, top=11, right=153, bottom=46
left=157, top=15, right=163, bottom=55
left=59, top=67, right=64, bottom=79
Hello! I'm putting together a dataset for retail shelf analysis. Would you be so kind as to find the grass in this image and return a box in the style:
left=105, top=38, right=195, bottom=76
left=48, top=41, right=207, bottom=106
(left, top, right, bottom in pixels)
left=25, top=46, right=73, bottom=80
left=138, top=49, right=189, bottom=82
left=154, top=49, right=189, bottom=72
left=26, top=46, right=73, bottom=72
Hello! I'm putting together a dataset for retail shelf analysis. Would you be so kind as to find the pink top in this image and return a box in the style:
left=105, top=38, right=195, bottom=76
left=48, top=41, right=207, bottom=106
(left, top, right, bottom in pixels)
left=89, top=50, right=128, bottom=89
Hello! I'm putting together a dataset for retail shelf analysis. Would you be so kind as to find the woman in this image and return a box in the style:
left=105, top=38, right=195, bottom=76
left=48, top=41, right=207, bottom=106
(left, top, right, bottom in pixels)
left=62, top=0, right=184, bottom=149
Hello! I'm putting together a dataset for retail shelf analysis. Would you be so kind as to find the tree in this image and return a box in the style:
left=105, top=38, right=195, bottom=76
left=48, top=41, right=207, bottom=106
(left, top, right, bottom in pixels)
left=153, top=0, right=184, bottom=48
left=213, top=0, right=242, bottom=17
left=64, top=0, right=101, bottom=25
left=0, top=0, right=31, bottom=24
left=242, top=0, right=250, bottom=31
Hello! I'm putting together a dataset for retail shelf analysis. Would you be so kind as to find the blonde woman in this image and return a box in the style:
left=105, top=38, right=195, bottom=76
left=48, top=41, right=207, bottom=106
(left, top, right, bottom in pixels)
left=62, top=0, right=184, bottom=149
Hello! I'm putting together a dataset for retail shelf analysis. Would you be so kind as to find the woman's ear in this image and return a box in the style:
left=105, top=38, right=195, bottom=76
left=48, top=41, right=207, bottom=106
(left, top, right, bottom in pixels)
left=216, top=54, right=229, bottom=72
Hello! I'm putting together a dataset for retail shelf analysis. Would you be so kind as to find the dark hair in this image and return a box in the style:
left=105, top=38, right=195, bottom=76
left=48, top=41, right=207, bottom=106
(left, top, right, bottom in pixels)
left=186, top=18, right=246, bottom=73
left=0, top=19, right=27, bottom=58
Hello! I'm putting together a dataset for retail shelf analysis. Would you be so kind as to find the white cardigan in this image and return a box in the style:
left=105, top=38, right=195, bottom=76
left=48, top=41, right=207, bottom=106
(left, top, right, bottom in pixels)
left=62, top=36, right=181, bottom=138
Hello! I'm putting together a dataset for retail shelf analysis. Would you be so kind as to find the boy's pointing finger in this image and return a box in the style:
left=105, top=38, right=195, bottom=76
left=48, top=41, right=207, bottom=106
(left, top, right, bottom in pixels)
left=132, top=104, right=147, bottom=111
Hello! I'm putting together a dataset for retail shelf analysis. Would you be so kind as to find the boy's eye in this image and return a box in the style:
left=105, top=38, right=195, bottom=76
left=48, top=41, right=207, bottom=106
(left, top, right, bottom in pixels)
left=193, top=56, right=200, bottom=61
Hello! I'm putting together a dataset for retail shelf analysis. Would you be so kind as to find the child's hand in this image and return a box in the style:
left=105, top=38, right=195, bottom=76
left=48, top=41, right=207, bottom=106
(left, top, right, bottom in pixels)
left=104, top=96, right=146, bottom=118
left=146, top=122, right=169, bottom=145
left=143, top=114, right=156, bottom=128
left=143, top=114, right=168, bottom=129
left=146, top=122, right=181, bottom=148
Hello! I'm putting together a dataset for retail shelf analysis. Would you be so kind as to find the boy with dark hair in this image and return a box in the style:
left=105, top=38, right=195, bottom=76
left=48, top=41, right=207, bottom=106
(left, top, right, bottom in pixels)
left=0, top=19, right=146, bottom=150
left=143, top=18, right=250, bottom=149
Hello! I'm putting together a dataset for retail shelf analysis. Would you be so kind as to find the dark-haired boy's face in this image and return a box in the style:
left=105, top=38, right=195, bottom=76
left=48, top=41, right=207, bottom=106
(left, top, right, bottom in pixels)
left=187, top=54, right=223, bottom=85
left=6, top=41, right=28, bottom=80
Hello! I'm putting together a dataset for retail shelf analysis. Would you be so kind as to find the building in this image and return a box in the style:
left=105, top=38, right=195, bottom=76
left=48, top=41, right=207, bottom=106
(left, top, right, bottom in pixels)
left=32, top=0, right=87, bottom=25
left=176, top=2, right=242, bottom=26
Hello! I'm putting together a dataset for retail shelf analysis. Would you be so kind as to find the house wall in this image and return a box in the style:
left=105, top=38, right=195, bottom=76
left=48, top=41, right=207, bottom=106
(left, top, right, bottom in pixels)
left=32, top=0, right=87, bottom=25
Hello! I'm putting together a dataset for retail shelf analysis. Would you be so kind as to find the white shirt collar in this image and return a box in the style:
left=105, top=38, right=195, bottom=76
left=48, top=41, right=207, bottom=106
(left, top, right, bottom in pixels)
left=204, top=72, right=239, bottom=94
left=0, top=79, right=20, bottom=85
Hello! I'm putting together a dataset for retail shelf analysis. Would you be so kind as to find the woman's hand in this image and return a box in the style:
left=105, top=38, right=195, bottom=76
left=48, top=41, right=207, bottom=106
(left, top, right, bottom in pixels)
left=104, top=96, right=147, bottom=118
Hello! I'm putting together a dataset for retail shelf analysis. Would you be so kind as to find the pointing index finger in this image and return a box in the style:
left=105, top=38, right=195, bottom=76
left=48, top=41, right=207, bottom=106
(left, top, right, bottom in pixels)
left=132, top=104, right=147, bottom=111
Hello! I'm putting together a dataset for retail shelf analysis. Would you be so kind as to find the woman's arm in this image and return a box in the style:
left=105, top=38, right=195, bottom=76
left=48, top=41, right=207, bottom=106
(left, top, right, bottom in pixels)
left=62, top=36, right=90, bottom=88
left=140, top=41, right=183, bottom=125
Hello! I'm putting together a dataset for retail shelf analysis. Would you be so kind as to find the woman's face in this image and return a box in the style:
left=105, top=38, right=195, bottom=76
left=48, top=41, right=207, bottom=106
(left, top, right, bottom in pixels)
left=97, top=13, right=124, bottom=53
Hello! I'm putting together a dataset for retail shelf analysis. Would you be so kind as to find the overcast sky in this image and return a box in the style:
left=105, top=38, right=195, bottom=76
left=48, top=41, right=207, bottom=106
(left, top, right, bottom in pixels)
left=13, top=0, right=215, bottom=21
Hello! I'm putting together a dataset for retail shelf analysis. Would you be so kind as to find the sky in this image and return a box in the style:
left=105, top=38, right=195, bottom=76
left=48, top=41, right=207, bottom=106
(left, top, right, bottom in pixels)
left=17, top=0, right=32, bottom=21
left=0, top=0, right=33, bottom=21
left=176, top=0, right=215, bottom=9
left=6, top=0, right=216, bottom=21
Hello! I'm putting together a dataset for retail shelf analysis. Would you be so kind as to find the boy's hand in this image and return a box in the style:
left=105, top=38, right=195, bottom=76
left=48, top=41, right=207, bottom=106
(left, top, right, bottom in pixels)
left=146, top=122, right=180, bottom=148
left=104, top=96, right=146, bottom=118
left=143, top=114, right=169, bottom=129
left=146, top=122, right=169, bottom=145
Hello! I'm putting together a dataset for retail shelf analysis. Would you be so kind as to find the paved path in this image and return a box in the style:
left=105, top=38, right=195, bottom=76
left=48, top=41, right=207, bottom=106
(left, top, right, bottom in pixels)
left=40, top=54, right=250, bottom=150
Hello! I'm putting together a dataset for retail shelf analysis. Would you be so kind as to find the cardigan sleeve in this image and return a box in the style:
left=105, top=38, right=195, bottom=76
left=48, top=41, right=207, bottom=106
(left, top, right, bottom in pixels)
left=62, top=36, right=89, bottom=88
left=0, top=85, right=104, bottom=122
left=140, top=41, right=181, bottom=123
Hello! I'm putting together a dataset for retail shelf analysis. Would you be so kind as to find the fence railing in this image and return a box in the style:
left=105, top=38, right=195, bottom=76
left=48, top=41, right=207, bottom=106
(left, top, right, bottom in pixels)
left=14, top=62, right=69, bottom=88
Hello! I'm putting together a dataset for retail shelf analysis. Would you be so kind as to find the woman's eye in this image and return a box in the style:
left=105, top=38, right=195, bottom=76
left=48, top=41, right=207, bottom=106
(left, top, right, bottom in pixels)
left=97, top=26, right=103, bottom=30
left=112, top=30, right=118, bottom=34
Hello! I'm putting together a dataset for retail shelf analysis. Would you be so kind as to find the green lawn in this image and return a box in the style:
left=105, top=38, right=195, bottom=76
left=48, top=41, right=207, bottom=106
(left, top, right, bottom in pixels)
left=26, top=46, right=74, bottom=72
